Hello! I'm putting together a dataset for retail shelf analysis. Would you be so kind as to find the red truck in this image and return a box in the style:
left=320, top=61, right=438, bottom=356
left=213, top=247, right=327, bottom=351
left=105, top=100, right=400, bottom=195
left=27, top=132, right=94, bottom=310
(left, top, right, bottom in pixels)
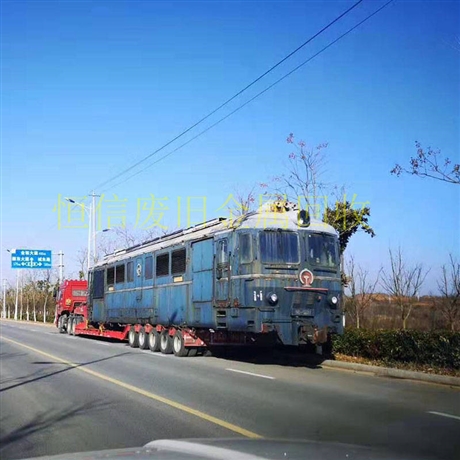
left=54, top=280, right=88, bottom=333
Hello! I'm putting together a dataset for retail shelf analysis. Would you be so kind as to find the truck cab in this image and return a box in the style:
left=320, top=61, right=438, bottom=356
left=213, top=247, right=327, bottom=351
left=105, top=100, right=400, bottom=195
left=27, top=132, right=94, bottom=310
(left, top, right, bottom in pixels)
left=54, top=280, right=88, bottom=333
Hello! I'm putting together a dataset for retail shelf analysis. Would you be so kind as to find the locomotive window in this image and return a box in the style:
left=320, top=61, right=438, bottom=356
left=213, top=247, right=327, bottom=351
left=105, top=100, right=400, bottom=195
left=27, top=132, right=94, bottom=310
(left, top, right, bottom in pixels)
left=259, top=231, right=299, bottom=264
left=106, top=266, right=115, bottom=286
left=239, top=234, right=252, bottom=264
left=116, top=263, right=125, bottom=283
left=93, top=270, right=104, bottom=299
left=308, top=234, right=338, bottom=268
left=156, top=253, right=169, bottom=276
left=127, top=261, right=134, bottom=282
left=145, top=256, right=153, bottom=280
left=172, top=249, right=186, bottom=274
left=217, top=240, right=228, bottom=265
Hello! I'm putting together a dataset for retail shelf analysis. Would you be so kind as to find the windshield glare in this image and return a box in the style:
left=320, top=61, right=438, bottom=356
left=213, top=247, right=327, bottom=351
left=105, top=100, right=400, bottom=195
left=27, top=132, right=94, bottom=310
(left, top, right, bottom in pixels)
left=307, top=233, right=338, bottom=268
left=259, top=231, right=299, bottom=264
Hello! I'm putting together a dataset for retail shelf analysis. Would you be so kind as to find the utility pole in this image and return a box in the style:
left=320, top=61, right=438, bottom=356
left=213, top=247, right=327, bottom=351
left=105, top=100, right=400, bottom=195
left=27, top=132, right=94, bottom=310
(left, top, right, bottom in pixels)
left=20, top=273, right=24, bottom=320
left=88, top=191, right=100, bottom=274
left=91, top=191, right=98, bottom=271
left=2, top=279, right=6, bottom=319
left=65, top=193, right=99, bottom=278
left=58, top=250, right=64, bottom=283
left=14, top=270, right=20, bottom=320
left=87, top=197, right=92, bottom=275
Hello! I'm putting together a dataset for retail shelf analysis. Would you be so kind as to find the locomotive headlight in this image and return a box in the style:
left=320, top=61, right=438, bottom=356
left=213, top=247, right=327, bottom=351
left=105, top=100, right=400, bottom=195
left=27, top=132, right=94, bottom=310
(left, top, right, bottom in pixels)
left=328, top=295, right=339, bottom=308
left=267, top=292, right=278, bottom=305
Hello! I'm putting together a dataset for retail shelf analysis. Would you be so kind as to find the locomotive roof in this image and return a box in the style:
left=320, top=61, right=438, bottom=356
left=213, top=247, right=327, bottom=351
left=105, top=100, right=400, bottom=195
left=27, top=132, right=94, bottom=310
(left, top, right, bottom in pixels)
left=96, top=208, right=337, bottom=267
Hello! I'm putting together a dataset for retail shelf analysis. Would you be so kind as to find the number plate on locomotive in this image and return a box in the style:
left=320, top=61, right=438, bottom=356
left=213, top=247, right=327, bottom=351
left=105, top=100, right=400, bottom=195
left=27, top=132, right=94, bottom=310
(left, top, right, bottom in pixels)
left=291, top=308, right=315, bottom=317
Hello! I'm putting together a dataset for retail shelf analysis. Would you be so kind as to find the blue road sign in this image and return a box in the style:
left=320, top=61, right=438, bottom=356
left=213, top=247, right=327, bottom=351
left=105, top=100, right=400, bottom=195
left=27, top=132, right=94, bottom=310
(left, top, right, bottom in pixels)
left=10, top=249, right=52, bottom=269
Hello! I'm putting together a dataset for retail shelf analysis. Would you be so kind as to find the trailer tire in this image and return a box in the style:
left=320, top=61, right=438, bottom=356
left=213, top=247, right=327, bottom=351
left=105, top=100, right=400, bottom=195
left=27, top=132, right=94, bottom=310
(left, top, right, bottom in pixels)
left=58, top=315, right=66, bottom=334
left=188, top=348, right=198, bottom=357
left=138, top=327, right=149, bottom=350
left=67, top=317, right=74, bottom=335
left=160, top=330, right=173, bottom=355
left=128, top=327, right=139, bottom=348
left=70, top=317, right=76, bottom=336
left=148, top=330, right=161, bottom=352
left=173, top=331, right=189, bottom=357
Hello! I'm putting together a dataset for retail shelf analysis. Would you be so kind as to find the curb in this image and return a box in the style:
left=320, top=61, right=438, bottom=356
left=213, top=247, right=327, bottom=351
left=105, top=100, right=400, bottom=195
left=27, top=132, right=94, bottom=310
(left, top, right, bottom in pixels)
left=321, top=359, right=460, bottom=388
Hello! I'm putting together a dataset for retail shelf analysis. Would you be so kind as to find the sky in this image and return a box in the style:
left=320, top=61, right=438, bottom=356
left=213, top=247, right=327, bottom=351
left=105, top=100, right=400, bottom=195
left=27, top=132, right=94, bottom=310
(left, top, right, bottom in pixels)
left=1, top=0, right=459, bottom=293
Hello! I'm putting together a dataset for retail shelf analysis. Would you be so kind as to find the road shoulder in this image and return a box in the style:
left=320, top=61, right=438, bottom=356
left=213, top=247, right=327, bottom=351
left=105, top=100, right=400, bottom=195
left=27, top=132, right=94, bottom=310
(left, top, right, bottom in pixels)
left=322, top=359, right=460, bottom=388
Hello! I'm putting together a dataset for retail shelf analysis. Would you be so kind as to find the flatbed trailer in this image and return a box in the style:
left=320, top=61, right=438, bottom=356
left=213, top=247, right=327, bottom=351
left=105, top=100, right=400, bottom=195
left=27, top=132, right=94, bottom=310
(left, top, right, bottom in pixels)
left=65, top=303, right=271, bottom=356
left=67, top=304, right=209, bottom=357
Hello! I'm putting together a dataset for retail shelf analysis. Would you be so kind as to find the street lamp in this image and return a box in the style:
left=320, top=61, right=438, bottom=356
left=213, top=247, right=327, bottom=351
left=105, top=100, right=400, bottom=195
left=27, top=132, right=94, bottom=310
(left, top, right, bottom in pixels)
left=65, top=193, right=108, bottom=275
left=65, top=197, right=92, bottom=273
left=2, top=279, right=7, bottom=319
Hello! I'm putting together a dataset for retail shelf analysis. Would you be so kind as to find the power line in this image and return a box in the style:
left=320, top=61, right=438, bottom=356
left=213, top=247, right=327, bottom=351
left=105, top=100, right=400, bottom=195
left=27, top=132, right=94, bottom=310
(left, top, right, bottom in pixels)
left=21, top=0, right=387, bottom=249
left=93, top=0, right=365, bottom=192
left=102, top=0, right=394, bottom=194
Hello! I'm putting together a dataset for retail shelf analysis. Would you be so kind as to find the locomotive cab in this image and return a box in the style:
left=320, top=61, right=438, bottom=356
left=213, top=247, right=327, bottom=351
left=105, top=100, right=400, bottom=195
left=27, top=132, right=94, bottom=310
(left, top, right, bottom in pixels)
left=227, top=203, right=343, bottom=348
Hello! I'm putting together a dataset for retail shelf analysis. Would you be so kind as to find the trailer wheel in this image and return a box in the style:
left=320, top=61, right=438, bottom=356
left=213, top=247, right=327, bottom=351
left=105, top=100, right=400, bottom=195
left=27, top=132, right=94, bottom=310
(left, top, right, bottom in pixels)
left=173, top=331, right=189, bottom=357
left=188, top=348, right=198, bottom=357
left=128, top=327, right=139, bottom=348
left=160, top=330, right=173, bottom=355
left=67, top=317, right=74, bottom=335
left=69, top=317, right=76, bottom=336
left=148, top=330, right=161, bottom=352
left=58, top=315, right=66, bottom=334
left=138, top=327, right=149, bottom=350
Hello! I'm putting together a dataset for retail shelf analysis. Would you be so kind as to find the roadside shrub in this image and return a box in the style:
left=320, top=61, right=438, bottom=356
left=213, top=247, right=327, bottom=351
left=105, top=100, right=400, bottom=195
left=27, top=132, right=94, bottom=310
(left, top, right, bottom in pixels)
left=332, top=329, right=460, bottom=369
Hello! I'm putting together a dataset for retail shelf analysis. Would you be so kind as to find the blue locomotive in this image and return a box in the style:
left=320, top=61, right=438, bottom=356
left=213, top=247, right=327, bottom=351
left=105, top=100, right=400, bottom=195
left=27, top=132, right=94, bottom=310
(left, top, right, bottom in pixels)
left=87, top=202, right=343, bottom=356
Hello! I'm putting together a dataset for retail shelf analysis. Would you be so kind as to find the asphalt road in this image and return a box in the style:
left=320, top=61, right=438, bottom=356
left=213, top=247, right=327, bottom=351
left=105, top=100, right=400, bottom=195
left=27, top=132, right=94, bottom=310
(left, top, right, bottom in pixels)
left=1, top=320, right=459, bottom=460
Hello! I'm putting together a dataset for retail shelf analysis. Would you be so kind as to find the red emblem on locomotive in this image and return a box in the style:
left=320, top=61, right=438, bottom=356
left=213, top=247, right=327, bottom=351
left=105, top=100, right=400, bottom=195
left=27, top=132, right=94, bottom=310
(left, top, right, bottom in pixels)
left=299, top=269, right=314, bottom=286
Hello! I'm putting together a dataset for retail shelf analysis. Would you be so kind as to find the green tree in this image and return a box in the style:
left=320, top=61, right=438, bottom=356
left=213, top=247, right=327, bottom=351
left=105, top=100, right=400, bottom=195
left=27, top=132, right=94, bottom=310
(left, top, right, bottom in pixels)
left=323, top=200, right=375, bottom=254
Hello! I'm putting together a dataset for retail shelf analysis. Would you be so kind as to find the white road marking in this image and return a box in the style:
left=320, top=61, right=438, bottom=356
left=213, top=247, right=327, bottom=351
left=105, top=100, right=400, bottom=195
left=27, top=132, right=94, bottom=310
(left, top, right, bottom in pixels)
left=96, top=342, right=113, bottom=347
left=428, top=411, right=460, bottom=421
left=142, top=350, right=169, bottom=357
left=81, top=340, right=113, bottom=346
left=226, top=368, right=275, bottom=380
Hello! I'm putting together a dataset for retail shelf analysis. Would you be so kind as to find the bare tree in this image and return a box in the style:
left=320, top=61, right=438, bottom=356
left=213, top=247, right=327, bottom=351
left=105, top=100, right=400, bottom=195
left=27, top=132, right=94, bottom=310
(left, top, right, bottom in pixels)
left=5, top=285, right=14, bottom=319
left=437, top=254, right=460, bottom=331
left=220, top=184, right=260, bottom=219
left=391, top=141, right=460, bottom=185
left=345, top=255, right=381, bottom=329
left=74, top=226, right=164, bottom=279
left=263, top=134, right=375, bottom=259
left=76, top=248, right=88, bottom=280
left=381, top=247, right=429, bottom=329
left=42, top=271, right=52, bottom=323
left=270, top=133, right=330, bottom=217
left=31, top=279, right=38, bottom=321
left=344, top=256, right=358, bottom=326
